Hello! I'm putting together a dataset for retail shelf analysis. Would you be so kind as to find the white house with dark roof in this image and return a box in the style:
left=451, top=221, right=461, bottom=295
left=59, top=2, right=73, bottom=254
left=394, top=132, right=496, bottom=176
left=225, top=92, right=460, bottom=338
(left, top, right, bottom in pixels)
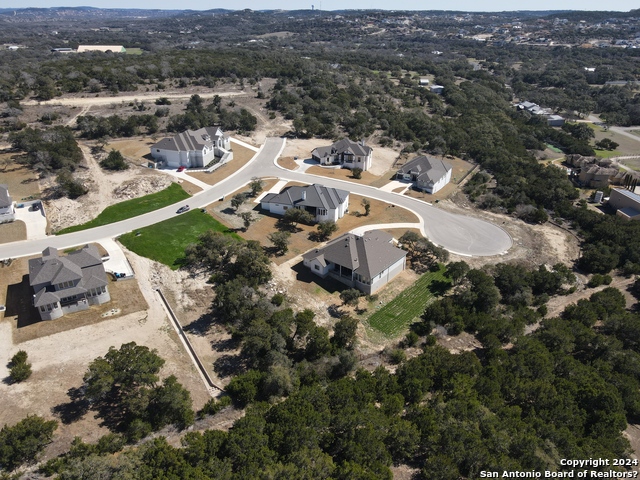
left=28, top=245, right=110, bottom=321
left=311, top=138, right=373, bottom=171
left=150, top=126, right=231, bottom=169
left=609, top=188, right=640, bottom=221
left=261, top=184, right=349, bottom=223
left=396, top=156, right=452, bottom=194
left=0, top=184, right=16, bottom=224
left=302, top=230, right=407, bottom=294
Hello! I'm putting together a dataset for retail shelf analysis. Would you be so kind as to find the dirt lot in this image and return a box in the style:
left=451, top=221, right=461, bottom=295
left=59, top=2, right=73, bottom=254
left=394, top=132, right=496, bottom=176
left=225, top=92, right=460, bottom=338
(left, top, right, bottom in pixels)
left=0, top=153, right=42, bottom=201
left=0, top=220, right=26, bottom=244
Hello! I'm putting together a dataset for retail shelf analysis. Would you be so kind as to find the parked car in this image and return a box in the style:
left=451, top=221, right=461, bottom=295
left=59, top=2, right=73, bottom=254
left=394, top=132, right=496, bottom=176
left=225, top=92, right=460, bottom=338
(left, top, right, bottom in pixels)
left=176, top=205, right=190, bottom=214
left=177, top=166, right=186, bottom=172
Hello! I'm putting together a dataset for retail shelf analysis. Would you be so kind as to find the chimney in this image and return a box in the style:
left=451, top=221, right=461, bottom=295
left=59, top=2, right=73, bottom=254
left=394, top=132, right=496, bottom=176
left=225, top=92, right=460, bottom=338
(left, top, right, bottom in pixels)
left=301, top=190, right=306, bottom=201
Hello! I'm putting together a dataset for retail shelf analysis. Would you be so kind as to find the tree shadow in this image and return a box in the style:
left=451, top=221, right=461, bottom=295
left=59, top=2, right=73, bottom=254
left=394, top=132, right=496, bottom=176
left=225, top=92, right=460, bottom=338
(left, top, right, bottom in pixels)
left=51, top=386, right=90, bottom=424
left=183, top=313, right=214, bottom=336
left=221, top=207, right=237, bottom=215
left=429, top=279, right=452, bottom=296
left=211, top=336, right=241, bottom=352
left=213, top=354, right=244, bottom=378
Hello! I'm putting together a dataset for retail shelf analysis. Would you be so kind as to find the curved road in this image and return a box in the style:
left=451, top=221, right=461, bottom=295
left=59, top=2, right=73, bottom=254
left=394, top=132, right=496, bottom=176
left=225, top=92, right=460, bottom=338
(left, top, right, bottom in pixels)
left=0, top=137, right=511, bottom=259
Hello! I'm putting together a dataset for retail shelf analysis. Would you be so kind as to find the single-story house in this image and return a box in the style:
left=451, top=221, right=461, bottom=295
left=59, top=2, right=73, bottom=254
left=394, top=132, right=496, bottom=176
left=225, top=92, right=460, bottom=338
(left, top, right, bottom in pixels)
left=419, top=78, right=430, bottom=86
left=0, top=184, right=16, bottom=224
left=311, top=138, right=373, bottom=171
left=302, top=230, right=407, bottom=294
left=261, top=184, right=349, bottom=223
left=28, top=245, right=111, bottom=321
left=150, top=126, right=231, bottom=169
left=430, top=85, right=445, bottom=94
left=546, top=114, right=565, bottom=127
left=396, top=156, right=452, bottom=194
left=77, top=45, right=126, bottom=53
left=609, top=188, right=640, bottom=221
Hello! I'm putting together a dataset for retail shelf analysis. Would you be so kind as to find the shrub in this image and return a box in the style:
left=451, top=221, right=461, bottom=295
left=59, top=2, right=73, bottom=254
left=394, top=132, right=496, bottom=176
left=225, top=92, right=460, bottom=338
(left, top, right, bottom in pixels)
left=99, top=149, right=129, bottom=171
left=271, top=293, right=285, bottom=306
left=8, top=350, right=32, bottom=383
left=588, top=274, right=604, bottom=288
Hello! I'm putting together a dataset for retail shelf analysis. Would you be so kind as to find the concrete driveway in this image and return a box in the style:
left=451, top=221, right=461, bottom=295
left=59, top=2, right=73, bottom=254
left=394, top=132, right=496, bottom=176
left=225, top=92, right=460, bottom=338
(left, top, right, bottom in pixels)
left=13, top=204, right=47, bottom=240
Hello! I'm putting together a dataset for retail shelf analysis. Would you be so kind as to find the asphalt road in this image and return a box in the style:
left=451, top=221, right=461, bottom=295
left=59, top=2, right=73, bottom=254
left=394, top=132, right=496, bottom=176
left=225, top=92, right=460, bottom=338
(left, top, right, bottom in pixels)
left=0, top=137, right=512, bottom=259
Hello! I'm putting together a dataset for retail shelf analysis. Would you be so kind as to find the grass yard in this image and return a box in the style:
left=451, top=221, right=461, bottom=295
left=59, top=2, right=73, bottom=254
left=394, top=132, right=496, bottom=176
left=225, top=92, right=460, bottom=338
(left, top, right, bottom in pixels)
left=367, top=265, right=450, bottom=337
left=56, top=183, right=190, bottom=234
left=594, top=149, right=623, bottom=159
left=119, top=209, right=241, bottom=269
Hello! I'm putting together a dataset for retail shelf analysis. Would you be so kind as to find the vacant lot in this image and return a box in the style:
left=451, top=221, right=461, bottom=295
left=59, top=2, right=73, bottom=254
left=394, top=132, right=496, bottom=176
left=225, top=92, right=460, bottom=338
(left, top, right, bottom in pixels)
left=0, top=220, right=26, bottom=244
left=119, top=209, right=241, bottom=268
left=591, top=124, right=640, bottom=157
left=366, top=266, right=450, bottom=337
left=57, top=183, right=190, bottom=235
left=0, top=154, right=42, bottom=201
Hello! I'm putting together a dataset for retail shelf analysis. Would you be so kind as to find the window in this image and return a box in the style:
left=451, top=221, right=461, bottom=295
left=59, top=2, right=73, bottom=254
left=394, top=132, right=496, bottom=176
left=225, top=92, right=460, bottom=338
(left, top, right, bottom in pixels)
left=318, top=208, right=327, bottom=216
left=314, top=264, right=320, bottom=271
left=40, top=306, right=46, bottom=312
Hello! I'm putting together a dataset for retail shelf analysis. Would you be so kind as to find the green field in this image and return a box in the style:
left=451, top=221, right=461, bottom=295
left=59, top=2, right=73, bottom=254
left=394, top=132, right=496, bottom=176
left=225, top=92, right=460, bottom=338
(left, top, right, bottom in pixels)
left=119, top=210, right=241, bottom=269
left=594, top=149, right=623, bottom=159
left=545, top=144, right=563, bottom=153
left=125, top=48, right=144, bottom=55
left=367, top=266, right=450, bottom=337
left=57, top=183, right=190, bottom=235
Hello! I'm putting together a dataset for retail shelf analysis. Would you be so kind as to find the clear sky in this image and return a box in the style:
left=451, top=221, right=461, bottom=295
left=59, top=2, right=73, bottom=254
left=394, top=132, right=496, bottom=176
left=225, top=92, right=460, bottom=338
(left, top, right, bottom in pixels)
left=8, top=0, right=638, bottom=12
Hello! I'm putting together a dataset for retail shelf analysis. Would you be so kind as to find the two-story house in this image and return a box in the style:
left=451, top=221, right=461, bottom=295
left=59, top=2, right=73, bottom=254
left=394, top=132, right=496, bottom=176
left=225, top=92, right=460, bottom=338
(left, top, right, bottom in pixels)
left=260, top=184, right=349, bottom=223
left=29, top=245, right=111, bottom=321
left=150, top=126, right=231, bottom=169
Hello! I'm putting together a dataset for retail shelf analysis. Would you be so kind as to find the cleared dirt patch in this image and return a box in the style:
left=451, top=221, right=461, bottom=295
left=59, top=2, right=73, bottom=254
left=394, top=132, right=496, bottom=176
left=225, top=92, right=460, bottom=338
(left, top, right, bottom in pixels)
left=0, top=156, right=42, bottom=200
left=187, top=143, right=256, bottom=186
left=277, top=156, right=299, bottom=170
left=305, top=165, right=386, bottom=186
left=0, top=220, right=26, bottom=244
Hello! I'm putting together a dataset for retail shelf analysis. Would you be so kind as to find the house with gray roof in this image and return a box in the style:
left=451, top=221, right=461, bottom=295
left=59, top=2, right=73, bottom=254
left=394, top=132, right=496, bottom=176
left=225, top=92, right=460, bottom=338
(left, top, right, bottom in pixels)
left=302, top=230, right=407, bottom=294
left=28, top=245, right=110, bottom=321
left=311, top=138, right=373, bottom=171
left=150, top=126, right=231, bottom=169
left=396, top=156, right=452, bottom=194
left=609, top=188, right=640, bottom=221
left=0, top=184, right=16, bottom=224
left=261, top=184, right=349, bottom=223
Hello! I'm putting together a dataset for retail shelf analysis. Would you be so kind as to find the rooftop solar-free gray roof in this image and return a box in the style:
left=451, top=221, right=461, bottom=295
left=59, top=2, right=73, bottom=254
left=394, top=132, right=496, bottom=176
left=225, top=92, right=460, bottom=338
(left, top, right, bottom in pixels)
left=151, top=127, right=224, bottom=153
left=312, top=138, right=372, bottom=158
left=397, top=156, right=452, bottom=186
left=262, top=184, right=349, bottom=210
left=303, top=230, right=405, bottom=279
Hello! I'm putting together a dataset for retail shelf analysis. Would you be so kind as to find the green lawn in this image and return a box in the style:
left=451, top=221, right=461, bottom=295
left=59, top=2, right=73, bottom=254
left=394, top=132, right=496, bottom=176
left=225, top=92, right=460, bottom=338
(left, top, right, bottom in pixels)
left=367, top=266, right=450, bottom=337
left=125, top=48, right=144, bottom=55
left=594, top=149, right=623, bottom=159
left=57, top=183, right=190, bottom=235
left=545, top=144, right=563, bottom=153
left=119, top=210, right=241, bottom=269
